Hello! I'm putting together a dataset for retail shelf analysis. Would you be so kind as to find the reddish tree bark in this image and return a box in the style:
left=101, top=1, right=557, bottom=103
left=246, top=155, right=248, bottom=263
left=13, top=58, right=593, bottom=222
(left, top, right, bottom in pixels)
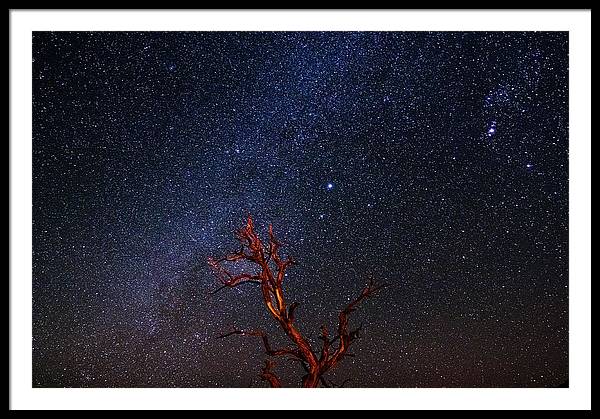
left=209, top=216, right=385, bottom=388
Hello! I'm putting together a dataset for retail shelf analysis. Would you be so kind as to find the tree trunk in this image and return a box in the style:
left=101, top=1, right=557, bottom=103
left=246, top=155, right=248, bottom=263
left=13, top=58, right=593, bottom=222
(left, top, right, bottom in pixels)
left=302, top=371, right=320, bottom=388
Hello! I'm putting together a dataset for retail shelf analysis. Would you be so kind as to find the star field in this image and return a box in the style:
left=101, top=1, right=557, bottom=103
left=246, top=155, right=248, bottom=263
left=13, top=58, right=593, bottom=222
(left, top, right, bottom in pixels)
left=32, top=31, right=568, bottom=387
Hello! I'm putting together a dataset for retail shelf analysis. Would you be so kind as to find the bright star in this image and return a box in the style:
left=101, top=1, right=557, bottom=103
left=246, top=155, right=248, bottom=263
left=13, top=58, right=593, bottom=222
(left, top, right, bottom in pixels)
left=326, top=183, right=334, bottom=190
left=487, top=121, right=497, bottom=137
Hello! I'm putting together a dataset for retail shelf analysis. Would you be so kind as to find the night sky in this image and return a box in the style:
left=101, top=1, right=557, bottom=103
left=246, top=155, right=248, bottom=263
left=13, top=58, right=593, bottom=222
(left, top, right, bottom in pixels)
left=32, top=32, right=568, bottom=388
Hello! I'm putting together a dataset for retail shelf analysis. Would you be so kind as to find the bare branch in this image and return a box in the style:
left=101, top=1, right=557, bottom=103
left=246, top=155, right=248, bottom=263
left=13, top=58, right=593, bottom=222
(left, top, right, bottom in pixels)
left=322, top=280, right=386, bottom=372
left=218, top=328, right=303, bottom=359
left=207, top=216, right=385, bottom=387
left=260, top=360, right=281, bottom=388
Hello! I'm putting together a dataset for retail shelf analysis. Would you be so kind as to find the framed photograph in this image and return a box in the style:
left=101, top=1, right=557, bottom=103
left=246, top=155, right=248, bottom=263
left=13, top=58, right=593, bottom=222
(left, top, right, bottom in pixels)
left=9, top=9, right=591, bottom=410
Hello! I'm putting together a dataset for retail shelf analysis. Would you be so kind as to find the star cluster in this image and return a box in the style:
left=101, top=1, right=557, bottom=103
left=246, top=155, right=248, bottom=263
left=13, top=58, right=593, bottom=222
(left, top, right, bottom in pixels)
left=32, top=32, right=568, bottom=387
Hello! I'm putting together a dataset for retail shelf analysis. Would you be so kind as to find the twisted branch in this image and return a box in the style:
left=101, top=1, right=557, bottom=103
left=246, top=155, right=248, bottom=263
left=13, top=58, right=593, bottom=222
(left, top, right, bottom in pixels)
left=260, top=360, right=281, bottom=388
left=209, top=216, right=385, bottom=387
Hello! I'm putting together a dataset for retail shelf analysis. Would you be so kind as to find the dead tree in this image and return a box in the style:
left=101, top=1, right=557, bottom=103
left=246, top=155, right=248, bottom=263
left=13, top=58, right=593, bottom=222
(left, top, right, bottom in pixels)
left=208, top=216, right=385, bottom=388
